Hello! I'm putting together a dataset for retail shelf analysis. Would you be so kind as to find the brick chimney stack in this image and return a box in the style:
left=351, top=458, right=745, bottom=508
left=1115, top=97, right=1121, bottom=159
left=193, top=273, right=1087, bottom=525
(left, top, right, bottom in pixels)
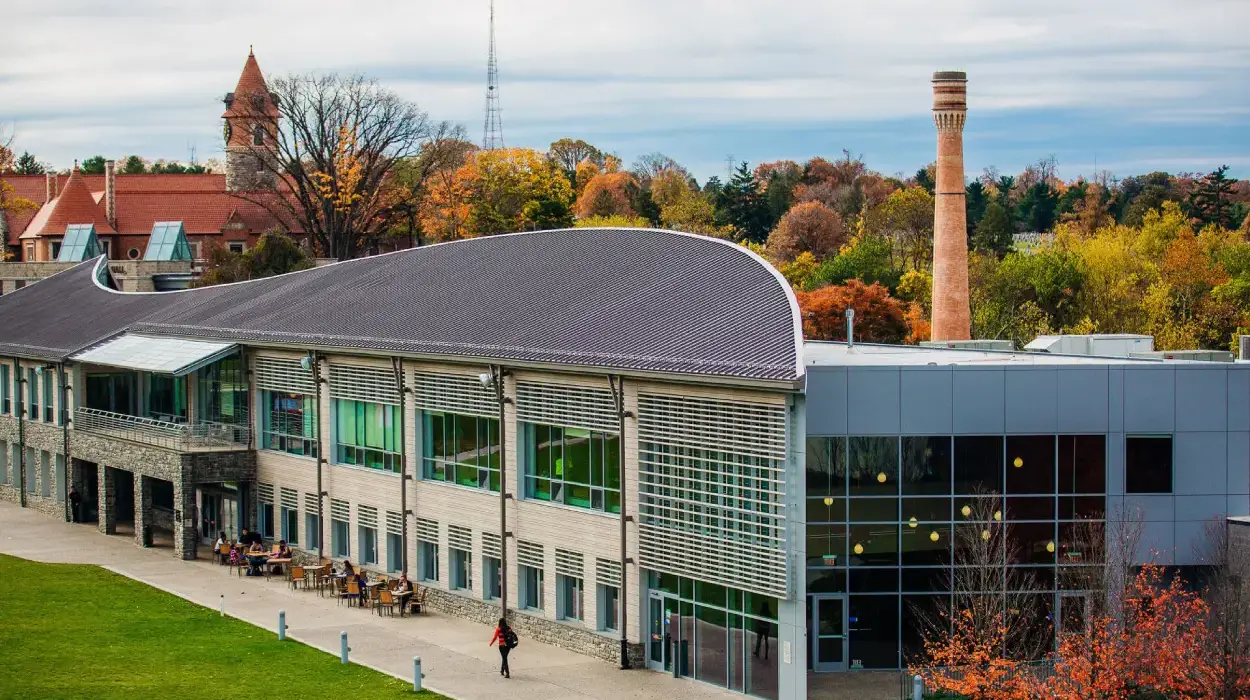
left=45, top=173, right=57, bottom=203
left=104, top=159, right=117, bottom=228
left=930, top=71, right=971, bottom=341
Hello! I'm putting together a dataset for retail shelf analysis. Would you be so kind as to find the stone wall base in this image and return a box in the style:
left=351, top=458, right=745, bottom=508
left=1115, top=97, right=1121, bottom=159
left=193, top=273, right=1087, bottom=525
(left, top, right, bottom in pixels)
left=423, top=587, right=644, bottom=667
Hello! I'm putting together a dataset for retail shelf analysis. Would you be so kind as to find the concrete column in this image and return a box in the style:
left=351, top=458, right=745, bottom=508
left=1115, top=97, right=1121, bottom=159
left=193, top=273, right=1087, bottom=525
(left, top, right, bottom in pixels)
left=135, top=474, right=154, bottom=547
left=98, top=464, right=117, bottom=535
left=244, top=481, right=259, bottom=533
left=173, top=482, right=198, bottom=560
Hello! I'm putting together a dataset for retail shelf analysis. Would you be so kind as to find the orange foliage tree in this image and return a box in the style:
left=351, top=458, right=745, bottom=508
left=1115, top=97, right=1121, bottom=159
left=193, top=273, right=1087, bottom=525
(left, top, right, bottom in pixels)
left=575, top=171, right=639, bottom=219
left=795, top=279, right=907, bottom=343
left=1042, top=564, right=1215, bottom=700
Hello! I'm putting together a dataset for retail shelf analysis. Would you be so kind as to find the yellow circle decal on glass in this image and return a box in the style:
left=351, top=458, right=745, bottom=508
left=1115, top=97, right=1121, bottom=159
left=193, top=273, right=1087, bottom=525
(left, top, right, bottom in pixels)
left=853, top=543, right=864, bottom=555
left=930, top=531, right=940, bottom=542
left=1013, top=457, right=1024, bottom=468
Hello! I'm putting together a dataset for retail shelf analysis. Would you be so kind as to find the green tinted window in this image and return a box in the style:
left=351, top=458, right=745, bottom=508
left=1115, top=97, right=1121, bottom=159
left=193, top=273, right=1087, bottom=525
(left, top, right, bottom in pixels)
left=57, top=224, right=102, bottom=261
left=144, top=221, right=193, bottom=261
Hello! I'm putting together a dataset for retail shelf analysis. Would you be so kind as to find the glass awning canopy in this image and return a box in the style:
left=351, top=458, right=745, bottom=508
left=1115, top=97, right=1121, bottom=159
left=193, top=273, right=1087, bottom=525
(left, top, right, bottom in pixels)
left=71, top=334, right=237, bottom=376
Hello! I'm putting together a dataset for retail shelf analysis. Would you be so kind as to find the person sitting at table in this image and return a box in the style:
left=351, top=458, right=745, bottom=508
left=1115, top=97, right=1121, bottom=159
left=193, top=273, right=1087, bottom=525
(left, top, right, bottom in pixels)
left=228, top=544, right=242, bottom=569
left=394, top=573, right=413, bottom=594
left=248, top=540, right=264, bottom=554
left=273, top=540, right=292, bottom=559
left=215, top=532, right=228, bottom=563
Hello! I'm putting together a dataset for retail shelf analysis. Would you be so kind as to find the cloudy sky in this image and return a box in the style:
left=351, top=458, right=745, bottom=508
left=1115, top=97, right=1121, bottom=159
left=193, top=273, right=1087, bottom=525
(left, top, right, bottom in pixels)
left=3, top=0, right=1248, bottom=182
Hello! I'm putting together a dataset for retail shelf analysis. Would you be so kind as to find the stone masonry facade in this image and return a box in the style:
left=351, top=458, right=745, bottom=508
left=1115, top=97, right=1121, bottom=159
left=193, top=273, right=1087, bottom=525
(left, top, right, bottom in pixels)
left=422, top=586, right=645, bottom=667
left=1, top=413, right=255, bottom=560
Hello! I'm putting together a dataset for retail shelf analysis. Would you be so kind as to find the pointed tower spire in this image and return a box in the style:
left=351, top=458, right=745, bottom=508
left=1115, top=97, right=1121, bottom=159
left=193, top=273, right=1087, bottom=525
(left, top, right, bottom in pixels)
left=222, top=48, right=279, bottom=192
left=482, top=0, right=504, bottom=150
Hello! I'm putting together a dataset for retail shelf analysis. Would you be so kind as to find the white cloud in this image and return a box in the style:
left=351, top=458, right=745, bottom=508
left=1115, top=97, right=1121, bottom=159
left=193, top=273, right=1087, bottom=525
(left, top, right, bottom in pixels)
left=1, top=0, right=1247, bottom=177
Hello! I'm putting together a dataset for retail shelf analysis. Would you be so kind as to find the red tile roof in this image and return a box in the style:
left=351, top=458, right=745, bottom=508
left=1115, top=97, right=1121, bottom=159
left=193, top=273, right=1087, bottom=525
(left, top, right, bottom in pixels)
left=2, top=172, right=298, bottom=245
left=25, top=167, right=115, bottom=237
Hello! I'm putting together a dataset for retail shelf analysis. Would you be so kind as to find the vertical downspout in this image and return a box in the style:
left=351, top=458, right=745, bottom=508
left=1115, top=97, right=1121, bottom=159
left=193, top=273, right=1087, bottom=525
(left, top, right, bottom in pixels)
left=13, top=359, right=25, bottom=508
left=392, top=357, right=409, bottom=576
left=60, top=362, right=72, bottom=522
left=494, top=365, right=509, bottom=618
left=609, top=375, right=630, bottom=669
left=310, top=351, right=325, bottom=561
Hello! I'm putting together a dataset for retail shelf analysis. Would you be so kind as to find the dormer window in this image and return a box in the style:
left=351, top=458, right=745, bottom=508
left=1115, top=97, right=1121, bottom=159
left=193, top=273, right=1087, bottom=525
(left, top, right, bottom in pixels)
left=254, top=127, right=265, bottom=146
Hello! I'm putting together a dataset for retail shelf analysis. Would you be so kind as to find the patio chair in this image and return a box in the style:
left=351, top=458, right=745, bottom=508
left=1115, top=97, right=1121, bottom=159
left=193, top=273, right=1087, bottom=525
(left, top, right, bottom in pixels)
left=338, top=580, right=360, bottom=607
left=411, top=586, right=429, bottom=615
left=216, top=543, right=231, bottom=565
left=289, top=566, right=304, bottom=590
left=376, top=589, right=398, bottom=617
left=366, top=584, right=382, bottom=611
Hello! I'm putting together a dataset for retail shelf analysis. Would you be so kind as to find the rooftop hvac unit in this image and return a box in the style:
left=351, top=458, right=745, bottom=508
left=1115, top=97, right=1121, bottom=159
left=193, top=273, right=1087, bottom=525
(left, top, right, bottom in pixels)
left=1130, top=350, right=1235, bottom=363
left=1024, top=334, right=1153, bottom=356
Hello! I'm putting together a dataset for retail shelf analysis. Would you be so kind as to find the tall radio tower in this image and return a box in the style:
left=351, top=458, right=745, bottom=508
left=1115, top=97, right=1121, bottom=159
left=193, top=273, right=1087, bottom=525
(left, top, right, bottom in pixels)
left=482, top=0, right=504, bottom=150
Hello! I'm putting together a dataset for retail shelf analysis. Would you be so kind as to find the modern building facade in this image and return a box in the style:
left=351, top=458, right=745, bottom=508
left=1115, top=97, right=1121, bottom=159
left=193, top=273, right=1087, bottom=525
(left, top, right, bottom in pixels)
left=0, top=228, right=1246, bottom=700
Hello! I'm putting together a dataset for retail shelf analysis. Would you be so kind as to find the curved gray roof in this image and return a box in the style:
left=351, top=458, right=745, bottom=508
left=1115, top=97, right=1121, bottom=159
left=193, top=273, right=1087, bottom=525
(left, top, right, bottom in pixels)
left=0, top=228, right=803, bottom=383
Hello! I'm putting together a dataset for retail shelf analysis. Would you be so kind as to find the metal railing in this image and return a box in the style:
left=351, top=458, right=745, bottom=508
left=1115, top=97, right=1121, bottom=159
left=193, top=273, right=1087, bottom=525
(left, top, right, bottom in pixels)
left=74, top=407, right=250, bottom=451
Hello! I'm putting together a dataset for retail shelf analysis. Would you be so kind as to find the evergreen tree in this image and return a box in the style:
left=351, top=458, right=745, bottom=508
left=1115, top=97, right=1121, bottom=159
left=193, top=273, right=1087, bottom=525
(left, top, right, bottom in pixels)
left=79, top=155, right=106, bottom=174
left=965, top=181, right=988, bottom=239
left=973, top=201, right=1014, bottom=256
left=15, top=152, right=44, bottom=175
left=121, top=155, right=146, bottom=174
left=1185, top=165, right=1237, bottom=229
left=914, top=167, right=935, bottom=195
left=1017, top=181, right=1059, bottom=232
left=714, top=162, right=769, bottom=243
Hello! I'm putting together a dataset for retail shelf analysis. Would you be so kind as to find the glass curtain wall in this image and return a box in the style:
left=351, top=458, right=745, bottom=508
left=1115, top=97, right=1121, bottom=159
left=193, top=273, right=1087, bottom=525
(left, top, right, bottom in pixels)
left=196, top=357, right=249, bottom=426
left=805, top=434, right=1107, bottom=670
left=146, top=374, right=187, bottom=422
left=422, top=411, right=500, bottom=491
left=650, top=572, right=780, bottom=700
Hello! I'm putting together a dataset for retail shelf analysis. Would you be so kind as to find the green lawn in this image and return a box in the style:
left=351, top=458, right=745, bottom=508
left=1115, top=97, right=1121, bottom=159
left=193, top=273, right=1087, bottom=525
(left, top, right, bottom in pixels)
left=0, top=554, right=445, bottom=700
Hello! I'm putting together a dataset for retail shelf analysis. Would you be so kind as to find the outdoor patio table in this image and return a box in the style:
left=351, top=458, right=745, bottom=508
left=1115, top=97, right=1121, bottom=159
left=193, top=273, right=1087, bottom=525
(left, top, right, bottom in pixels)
left=245, top=553, right=269, bottom=577
left=394, top=590, right=413, bottom=617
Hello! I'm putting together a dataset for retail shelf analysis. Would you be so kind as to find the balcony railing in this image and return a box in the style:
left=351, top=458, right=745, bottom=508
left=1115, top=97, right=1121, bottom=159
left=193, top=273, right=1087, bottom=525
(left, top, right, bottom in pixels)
left=74, top=407, right=250, bottom=451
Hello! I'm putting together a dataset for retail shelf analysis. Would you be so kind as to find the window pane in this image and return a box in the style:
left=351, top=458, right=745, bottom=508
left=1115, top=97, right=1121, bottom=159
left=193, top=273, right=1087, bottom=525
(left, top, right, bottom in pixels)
left=849, top=524, right=898, bottom=567
left=954, top=436, right=1003, bottom=494
left=807, top=436, right=847, bottom=497
left=1125, top=436, right=1172, bottom=494
left=1005, top=436, right=1055, bottom=494
left=848, top=595, right=900, bottom=669
left=902, top=437, right=951, bottom=495
left=1059, top=435, right=1106, bottom=494
left=849, top=437, right=898, bottom=497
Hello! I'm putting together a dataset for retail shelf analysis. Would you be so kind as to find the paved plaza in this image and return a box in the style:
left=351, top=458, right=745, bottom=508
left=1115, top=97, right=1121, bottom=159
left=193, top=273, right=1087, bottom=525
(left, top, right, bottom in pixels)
left=0, top=503, right=900, bottom=700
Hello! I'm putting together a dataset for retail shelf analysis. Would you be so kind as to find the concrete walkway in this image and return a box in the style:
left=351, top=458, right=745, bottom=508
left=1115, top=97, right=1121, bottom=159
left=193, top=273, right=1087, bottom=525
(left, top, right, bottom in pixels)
left=0, top=502, right=737, bottom=700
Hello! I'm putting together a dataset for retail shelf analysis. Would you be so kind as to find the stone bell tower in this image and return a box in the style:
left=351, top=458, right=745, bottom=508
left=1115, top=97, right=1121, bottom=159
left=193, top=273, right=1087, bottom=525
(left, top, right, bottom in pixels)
left=930, top=71, right=971, bottom=341
left=222, top=47, right=279, bottom=192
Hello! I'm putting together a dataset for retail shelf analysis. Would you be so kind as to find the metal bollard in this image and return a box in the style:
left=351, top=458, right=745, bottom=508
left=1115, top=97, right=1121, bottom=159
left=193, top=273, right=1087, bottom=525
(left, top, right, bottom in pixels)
left=413, top=656, right=423, bottom=692
left=340, top=631, right=349, bottom=664
left=913, top=674, right=924, bottom=700
left=278, top=610, right=286, bottom=641
left=219, top=594, right=224, bottom=617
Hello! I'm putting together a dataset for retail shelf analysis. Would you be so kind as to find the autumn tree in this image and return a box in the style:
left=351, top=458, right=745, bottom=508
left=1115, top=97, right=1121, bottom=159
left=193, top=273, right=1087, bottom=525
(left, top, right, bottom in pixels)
left=795, top=280, right=907, bottom=343
left=386, top=122, right=474, bottom=247
left=766, top=201, right=847, bottom=262
left=573, top=214, right=650, bottom=229
left=862, top=187, right=935, bottom=271
left=458, top=147, right=573, bottom=235
left=575, top=171, right=639, bottom=219
left=230, top=72, right=441, bottom=259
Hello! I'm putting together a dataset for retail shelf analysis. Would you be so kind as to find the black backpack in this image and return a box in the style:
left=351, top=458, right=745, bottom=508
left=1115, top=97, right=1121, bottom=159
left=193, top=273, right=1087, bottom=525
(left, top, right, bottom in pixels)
left=504, top=628, right=519, bottom=649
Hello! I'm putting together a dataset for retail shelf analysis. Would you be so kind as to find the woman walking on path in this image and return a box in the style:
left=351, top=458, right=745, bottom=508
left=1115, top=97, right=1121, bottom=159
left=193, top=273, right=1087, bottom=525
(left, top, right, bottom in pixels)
left=489, top=618, right=516, bottom=678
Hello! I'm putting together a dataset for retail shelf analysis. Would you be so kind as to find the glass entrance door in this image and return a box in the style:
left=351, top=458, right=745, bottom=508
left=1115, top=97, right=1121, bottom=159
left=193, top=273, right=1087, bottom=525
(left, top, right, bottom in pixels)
left=811, top=594, right=847, bottom=672
left=647, top=593, right=679, bottom=672
left=200, top=492, right=220, bottom=542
